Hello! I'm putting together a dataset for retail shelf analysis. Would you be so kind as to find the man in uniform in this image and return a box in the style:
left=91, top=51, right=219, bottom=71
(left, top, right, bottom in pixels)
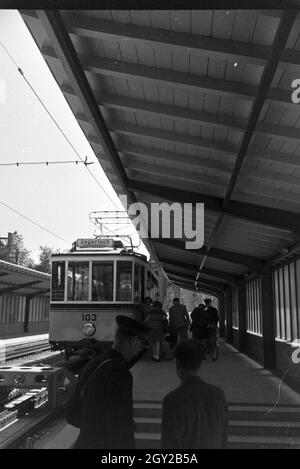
left=74, top=315, right=151, bottom=449
left=190, top=304, right=208, bottom=341
left=161, top=339, right=228, bottom=449
left=168, top=298, right=190, bottom=345
left=204, top=298, right=219, bottom=327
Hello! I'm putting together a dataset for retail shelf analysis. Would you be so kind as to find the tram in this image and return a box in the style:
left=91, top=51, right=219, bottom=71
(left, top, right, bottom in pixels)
left=49, top=237, right=159, bottom=353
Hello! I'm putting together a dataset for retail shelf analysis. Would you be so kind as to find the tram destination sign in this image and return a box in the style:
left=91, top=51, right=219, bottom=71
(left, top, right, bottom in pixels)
left=76, top=238, right=114, bottom=249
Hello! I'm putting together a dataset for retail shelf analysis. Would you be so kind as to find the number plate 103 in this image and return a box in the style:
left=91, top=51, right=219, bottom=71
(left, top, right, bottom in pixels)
left=82, top=313, right=97, bottom=322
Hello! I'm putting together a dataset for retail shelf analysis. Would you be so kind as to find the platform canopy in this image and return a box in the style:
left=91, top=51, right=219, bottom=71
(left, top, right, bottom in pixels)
left=20, top=9, right=300, bottom=293
left=0, top=259, right=50, bottom=297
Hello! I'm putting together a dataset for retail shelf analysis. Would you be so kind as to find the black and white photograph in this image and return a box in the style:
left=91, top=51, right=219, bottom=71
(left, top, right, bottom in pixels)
left=0, top=1, right=300, bottom=456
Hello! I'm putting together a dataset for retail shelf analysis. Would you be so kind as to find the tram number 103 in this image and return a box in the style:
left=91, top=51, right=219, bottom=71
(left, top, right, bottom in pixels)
left=82, top=313, right=97, bottom=322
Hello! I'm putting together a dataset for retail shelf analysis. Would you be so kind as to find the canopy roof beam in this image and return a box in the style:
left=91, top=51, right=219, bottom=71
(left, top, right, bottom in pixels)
left=64, top=13, right=300, bottom=73
left=128, top=180, right=300, bottom=234
left=42, top=46, right=293, bottom=110
left=160, top=257, right=240, bottom=283
left=155, top=238, right=262, bottom=271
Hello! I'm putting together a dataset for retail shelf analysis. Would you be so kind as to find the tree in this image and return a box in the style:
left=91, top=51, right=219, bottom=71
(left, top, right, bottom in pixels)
left=34, top=245, right=60, bottom=273
left=1, top=231, right=34, bottom=268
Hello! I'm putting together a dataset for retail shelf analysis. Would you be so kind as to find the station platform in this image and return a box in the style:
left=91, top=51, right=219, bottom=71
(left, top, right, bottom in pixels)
left=28, top=340, right=300, bottom=449
left=132, top=340, right=300, bottom=404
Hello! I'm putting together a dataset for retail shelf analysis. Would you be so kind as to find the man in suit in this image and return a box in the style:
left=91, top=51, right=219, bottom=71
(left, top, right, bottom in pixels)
left=204, top=298, right=219, bottom=327
left=74, top=315, right=151, bottom=449
left=168, top=298, right=190, bottom=345
left=161, top=339, right=228, bottom=449
left=190, top=304, right=209, bottom=341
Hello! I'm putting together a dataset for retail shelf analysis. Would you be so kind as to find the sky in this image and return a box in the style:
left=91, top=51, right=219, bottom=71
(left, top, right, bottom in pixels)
left=0, top=10, right=148, bottom=262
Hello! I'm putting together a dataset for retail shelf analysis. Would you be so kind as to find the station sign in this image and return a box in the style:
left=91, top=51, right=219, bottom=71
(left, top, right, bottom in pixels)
left=76, top=238, right=114, bottom=249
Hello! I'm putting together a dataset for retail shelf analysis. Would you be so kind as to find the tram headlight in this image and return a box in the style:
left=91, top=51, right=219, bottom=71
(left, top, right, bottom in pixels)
left=82, top=322, right=96, bottom=337
left=14, top=374, right=25, bottom=385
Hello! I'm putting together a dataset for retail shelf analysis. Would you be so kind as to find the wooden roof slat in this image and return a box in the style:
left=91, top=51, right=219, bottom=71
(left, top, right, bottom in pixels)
left=110, top=121, right=235, bottom=155
left=62, top=84, right=300, bottom=149
left=155, top=239, right=262, bottom=271
left=127, top=179, right=300, bottom=234
left=240, top=169, right=300, bottom=188
left=61, top=84, right=300, bottom=156
left=121, top=143, right=232, bottom=172
left=160, top=257, right=240, bottom=283
left=223, top=10, right=297, bottom=208
left=63, top=13, right=300, bottom=72
left=196, top=10, right=298, bottom=277
left=236, top=180, right=300, bottom=204
left=125, top=170, right=226, bottom=194
left=166, top=266, right=228, bottom=285
left=21, top=10, right=300, bottom=279
left=78, top=116, right=237, bottom=156
left=167, top=271, right=226, bottom=291
left=42, top=46, right=294, bottom=110
left=122, top=157, right=229, bottom=185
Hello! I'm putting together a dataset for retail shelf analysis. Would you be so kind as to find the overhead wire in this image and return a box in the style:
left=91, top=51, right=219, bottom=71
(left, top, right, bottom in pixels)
left=0, top=40, right=120, bottom=211
left=0, top=159, right=94, bottom=167
left=0, top=40, right=146, bottom=249
left=0, top=200, right=71, bottom=245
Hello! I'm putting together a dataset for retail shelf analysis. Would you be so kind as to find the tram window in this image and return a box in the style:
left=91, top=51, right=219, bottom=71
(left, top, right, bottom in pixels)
left=92, top=262, right=113, bottom=301
left=140, top=265, right=145, bottom=300
left=116, top=261, right=132, bottom=302
left=51, top=262, right=65, bottom=301
left=67, top=262, right=89, bottom=301
left=134, top=263, right=141, bottom=302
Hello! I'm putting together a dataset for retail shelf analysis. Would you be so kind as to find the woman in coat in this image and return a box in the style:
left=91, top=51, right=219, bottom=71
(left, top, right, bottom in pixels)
left=145, top=300, right=167, bottom=361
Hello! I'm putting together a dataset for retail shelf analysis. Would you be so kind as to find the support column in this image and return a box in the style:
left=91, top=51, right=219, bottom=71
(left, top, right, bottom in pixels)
left=261, top=269, right=276, bottom=370
left=24, top=296, right=31, bottom=333
left=238, top=281, right=247, bottom=353
left=225, top=286, right=233, bottom=344
left=218, top=295, right=225, bottom=338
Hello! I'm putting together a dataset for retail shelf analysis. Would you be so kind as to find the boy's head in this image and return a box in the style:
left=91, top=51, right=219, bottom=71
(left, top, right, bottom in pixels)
left=174, top=339, right=204, bottom=379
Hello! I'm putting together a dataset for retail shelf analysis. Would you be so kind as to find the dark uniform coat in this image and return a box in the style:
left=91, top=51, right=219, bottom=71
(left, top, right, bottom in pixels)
left=161, top=376, right=227, bottom=449
left=75, top=348, right=135, bottom=449
left=206, top=306, right=219, bottom=327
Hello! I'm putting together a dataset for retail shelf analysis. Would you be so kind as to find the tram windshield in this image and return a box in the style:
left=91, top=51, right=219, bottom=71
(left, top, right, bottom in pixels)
left=92, top=261, right=113, bottom=301
left=67, top=262, right=89, bottom=301
left=116, top=261, right=132, bottom=301
left=51, top=262, right=65, bottom=301
left=51, top=257, right=156, bottom=303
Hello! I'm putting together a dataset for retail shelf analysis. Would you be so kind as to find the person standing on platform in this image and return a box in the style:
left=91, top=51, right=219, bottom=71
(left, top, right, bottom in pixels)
left=161, top=339, right=228, bottom=449
left=190, top=304, right=207, bottom=341
left=145, top=300, right=167, bottom=361
left=168, top=297, right=190, bottom=345
left=74, top=315, right=151, bottom=449
left=139, top=296, right=153, bottom=321
left=204, top=298, right=219, bottom=328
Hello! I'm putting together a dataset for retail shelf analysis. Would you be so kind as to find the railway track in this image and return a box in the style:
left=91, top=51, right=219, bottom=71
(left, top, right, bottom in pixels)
left=1, top=334, right=51, bottom=362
